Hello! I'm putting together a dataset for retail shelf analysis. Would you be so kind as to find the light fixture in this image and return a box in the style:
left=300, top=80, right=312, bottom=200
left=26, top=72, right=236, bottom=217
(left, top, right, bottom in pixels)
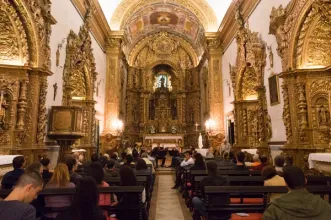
left=205, top=119, right=215, bottom=135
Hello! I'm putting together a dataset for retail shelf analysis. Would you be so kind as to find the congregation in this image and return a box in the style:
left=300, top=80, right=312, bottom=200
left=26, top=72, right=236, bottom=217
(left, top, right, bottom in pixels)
left=0, top=145, right=331, bottom=220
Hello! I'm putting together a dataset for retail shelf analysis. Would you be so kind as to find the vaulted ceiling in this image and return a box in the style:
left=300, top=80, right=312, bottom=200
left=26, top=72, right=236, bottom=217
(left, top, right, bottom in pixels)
left=98, top=0, right=233, bottom=32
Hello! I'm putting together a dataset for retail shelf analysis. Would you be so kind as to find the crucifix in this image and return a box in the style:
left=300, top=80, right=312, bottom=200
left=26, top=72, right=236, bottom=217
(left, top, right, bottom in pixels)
left=194, top=122, right=199, bottom=132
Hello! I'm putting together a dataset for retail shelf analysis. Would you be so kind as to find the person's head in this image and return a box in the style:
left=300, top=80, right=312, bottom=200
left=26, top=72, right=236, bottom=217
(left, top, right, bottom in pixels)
left=78, top=154, right=84, bottom=162
left=106, top=159, right=116, bottom=170
left=261, top=165, right=277, bottom=180
left=40, top=158, right=51, bottom=169
left=283, top=166, right=306, bottom=190
left=48, top=163, right=70, bottom=187
left=71, top=177, right=100, bottom=219
left=223, top=152, right=229, bottom=159
left=245, top=152, right=253, bottom=162
left=87, top=162, right=104, bottom=185
left=224, top=140, right=227, bottom=145
left=119, top=166, right=137, bottom=186
left=206, top=161, right=218, bottom=176
left=260, top=155, right=268, bottom=164
left=13, top=156, right=25, bottom=169
left=184, top=151, right=192, bottom=160
left=229, top=151, right=235, bottom=160
left=99, top=156, right=108, bottom=168
left=26, top=162, right=43, bottom=174
left=91, top=153, right=99, bottom=162
left=11, top=171, right=43, bottom=203
left=125, top=154, right=134, bottom=165
left=121, top=152, right=127, bottom=159
left=141, top=152, right=148, bottom=159
left=72, top=152, right=80, bottom=160
left=194, top=153, right=205, bottom=168
left=66, top=158, right=78, bottom=172
left=274, top=155, right=285, bottom=167
left=103, top=154, right=110, bottom=160
left=252, top=154, right=260, bottom=162
left=284, top=155, right=294, bottom=166
left=111, top=153, right=118, bottom=160
left=236, top=152, right=245, bottom=163
left=136, top=159, right=148, bottom=170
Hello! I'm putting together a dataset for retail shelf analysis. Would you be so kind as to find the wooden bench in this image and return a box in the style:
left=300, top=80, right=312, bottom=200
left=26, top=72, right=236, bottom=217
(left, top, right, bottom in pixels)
left=0, top=186, right=146, bottom=220
left=203, top=185, right=331, bottom=220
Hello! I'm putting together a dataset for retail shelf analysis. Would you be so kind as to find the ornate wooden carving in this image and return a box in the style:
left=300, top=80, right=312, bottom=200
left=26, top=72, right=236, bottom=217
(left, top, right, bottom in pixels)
left=230, top=4, right=271, bottom=159
left=62, top=0, right=97, bottom=157
left=270, top=0, right=331, bottom=168
left=0, top=0, right=55, bottom=163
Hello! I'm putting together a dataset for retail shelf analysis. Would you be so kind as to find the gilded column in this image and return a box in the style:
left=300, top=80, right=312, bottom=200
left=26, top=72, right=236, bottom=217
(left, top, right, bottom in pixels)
left=206, top=33, right=225, bottom=135
left=103, top=34, right=123, bottom=135
left=16, top=80, right=28, bottom=130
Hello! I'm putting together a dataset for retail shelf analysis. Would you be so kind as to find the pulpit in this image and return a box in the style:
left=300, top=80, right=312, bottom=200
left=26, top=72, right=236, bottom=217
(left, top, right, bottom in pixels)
left=48, top=106, right=84, bottom=163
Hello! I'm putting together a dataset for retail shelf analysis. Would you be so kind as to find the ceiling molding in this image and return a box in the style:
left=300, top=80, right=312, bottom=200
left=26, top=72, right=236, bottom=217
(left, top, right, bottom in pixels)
left=70, top=0, right=111, bottom=52
left=218, top=0, right=261, bottom=52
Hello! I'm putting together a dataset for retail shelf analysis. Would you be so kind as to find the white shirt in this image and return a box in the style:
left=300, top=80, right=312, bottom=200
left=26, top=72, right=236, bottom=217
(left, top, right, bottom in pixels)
left=180, top=157, right=194, bottom=167
left=221, top=143, right=231, bottom=153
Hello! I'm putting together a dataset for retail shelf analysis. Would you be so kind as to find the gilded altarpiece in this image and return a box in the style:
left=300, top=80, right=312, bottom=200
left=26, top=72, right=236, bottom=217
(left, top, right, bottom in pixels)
left=0, top=0, right=55, bottom=163
left=62, top=4, right=97, bottom=158
left=230, top=8, right=272, bottom=159
left=270, top=0, right=331, bottom=171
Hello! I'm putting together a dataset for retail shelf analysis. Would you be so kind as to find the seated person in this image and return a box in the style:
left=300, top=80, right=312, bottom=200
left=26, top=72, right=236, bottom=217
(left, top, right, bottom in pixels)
left=1, top=156, right=25, bottom=189
left=117, top=166, right=147, bottom=220
left=141, top=153, right=155, bottom=174
left=136, top=158, right=148, bottom=171
left=153, top=144, right=167, bottom=168
left=190, top=153, right=206, bottom=170
left=0, top=171, right=43, bottom=220
left=263, top=166, right=331, bottom=220
left=55, top=177, right=106, bottom=220
left=192, top=161, right=230, bottom=220
left=217, top=152, right=236, bottom=167
left=66, top=158, right=82, bottom=184
left=284, top=154, right=294, bottom=167
left=205, top=147, right=214, bottom=159
left=274, top=155, right=285, bottom=177
left=104, top=159, right=119, bottom=178
left=120, top=154, right=135, bottom=167
left=172, top=151, right=194, bottom=189
left=233, top=152, right=248, bottom=170
left=132, top=149, right=140, bottom=163
left=262, top=165, right=286, bottom=201
left=250, top=154, right=261, bottom=168
left=44, top=163, right=75, bottom=219
left=26, top=162, right=43, bottom=175
left=88, top=162, right=117, bottom=219
left=40, top=158, right=53, bottom=183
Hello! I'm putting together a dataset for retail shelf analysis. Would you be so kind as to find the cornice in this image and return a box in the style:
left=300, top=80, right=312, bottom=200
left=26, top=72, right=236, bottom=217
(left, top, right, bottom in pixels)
left=70, top=0, right=111, bottom=52
left=218, top=0, right=261, bottom=52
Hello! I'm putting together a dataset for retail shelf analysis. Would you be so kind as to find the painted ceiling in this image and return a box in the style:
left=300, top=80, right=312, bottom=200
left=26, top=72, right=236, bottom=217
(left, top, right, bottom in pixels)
left=98, top=0, right=233, bottom=32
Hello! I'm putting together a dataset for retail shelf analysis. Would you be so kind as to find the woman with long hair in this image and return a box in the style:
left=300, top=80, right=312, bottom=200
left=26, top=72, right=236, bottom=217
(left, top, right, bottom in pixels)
left=44, top=163, right=75, bottom=219
left=55, top=177, right=105, bottom=220
left=262, top=165, right=286, bottom=201
left=190, top=153, right=206, bottom=170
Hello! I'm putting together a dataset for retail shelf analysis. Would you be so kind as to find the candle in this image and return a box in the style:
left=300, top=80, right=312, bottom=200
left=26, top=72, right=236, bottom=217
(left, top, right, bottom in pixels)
left=0, top=91, right=3, bottom=113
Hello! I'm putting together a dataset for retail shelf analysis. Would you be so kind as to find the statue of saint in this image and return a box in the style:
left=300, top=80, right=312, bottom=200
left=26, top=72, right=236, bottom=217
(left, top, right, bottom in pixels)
left=319, top=105, right=328, bottom=125
left=0, top=93, right=8, bottom=130
left=160, top=76, right=165, bottom=88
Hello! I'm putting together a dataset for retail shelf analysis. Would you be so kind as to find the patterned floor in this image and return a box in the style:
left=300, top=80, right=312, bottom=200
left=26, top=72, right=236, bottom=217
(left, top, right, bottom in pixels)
left=149, top=174, right=191, bottom=220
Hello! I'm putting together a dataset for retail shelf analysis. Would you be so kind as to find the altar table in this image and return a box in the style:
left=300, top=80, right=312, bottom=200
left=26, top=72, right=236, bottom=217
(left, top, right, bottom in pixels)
left=308, top=153, right=331, bottom=171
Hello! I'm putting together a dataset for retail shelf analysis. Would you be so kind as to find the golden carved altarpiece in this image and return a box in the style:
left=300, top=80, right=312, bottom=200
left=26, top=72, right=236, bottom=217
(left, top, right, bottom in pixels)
left=270, top=0, right=331, bottom=171
left=229, top=4, right=272, bottom=160
left=62, top=1, right=97, bottom=159
left=0, top=0, right=55, bottom=163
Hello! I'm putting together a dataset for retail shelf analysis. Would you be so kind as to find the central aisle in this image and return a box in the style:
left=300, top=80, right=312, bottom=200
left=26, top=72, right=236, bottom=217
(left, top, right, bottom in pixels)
left=150, top=174, right=192, bottom=220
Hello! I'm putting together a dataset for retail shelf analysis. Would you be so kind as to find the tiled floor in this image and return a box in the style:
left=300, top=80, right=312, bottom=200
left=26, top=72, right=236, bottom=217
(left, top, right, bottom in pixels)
left=150, top=174, right=192, bottom=220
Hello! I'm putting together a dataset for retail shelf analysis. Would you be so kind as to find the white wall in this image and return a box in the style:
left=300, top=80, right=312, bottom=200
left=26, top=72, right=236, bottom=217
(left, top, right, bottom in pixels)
left=48, top=0, right=107, bottom=133
left=222, top=0, right=291, bottom=142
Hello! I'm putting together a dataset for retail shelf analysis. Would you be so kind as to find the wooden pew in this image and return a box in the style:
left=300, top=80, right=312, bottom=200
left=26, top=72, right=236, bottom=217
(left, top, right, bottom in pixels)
left=203, top=185, right=331, bottom=219
left=0, top=186, right=146, bottom=220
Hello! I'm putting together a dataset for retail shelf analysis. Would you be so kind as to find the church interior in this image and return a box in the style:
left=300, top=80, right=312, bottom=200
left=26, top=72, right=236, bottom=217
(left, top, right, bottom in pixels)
left=0, top=0, right=331, bottom=219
